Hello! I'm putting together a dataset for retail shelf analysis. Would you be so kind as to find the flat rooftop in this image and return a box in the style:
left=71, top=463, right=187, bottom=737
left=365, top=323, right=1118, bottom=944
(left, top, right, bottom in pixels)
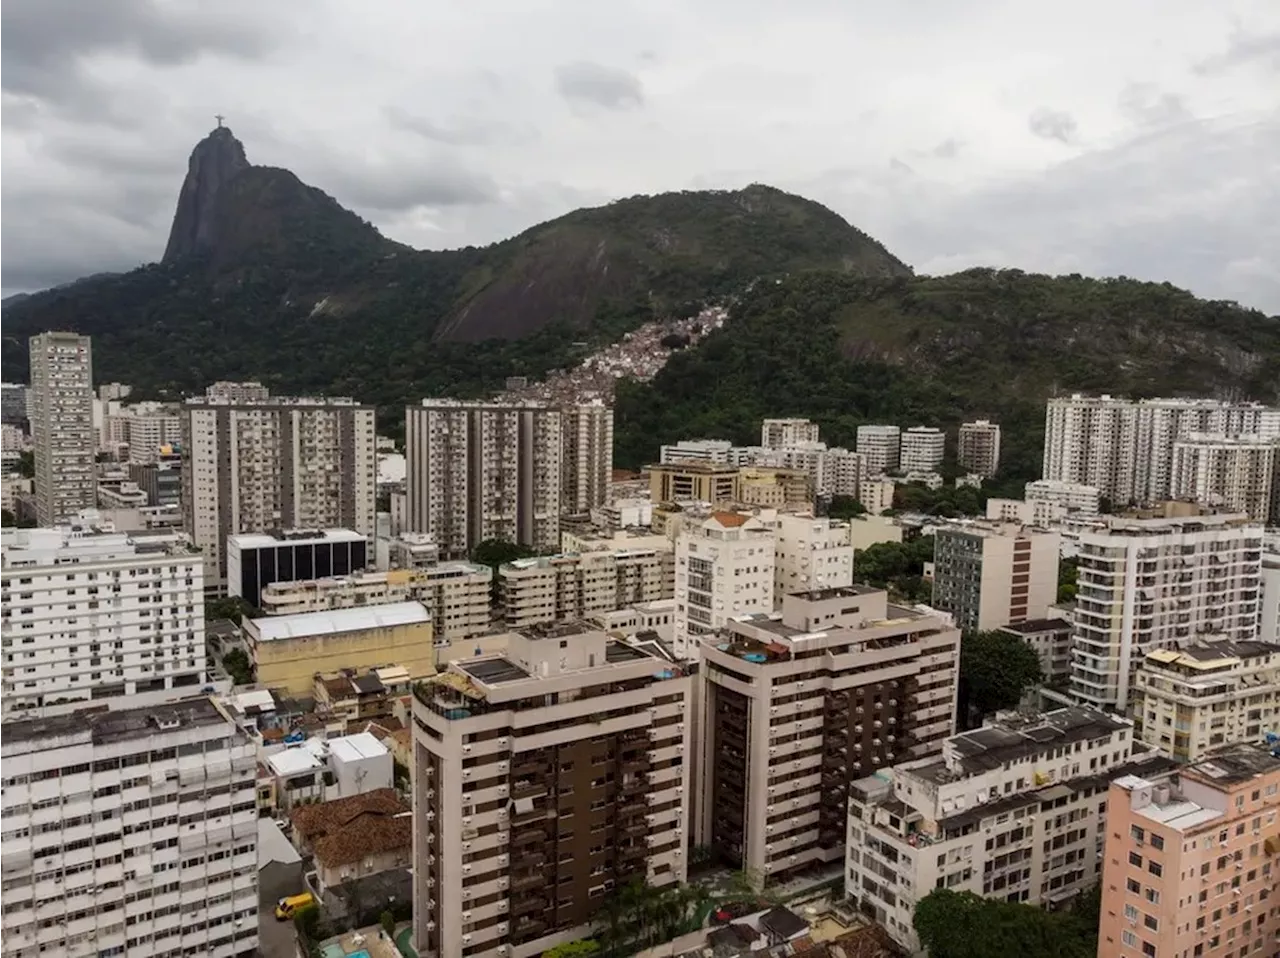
left=228, top=528, right=367, bottom=549
left=790, top=584, right=882, bottom=602
left=1000, top=618, right=1071, bottom=634
left=1186, top=745, right=1280, bottom=787
left=1146, top=639, right=1280, bottom=667
left=2, top=697, right=227, bottom=750
left=251, top=601, right=429, bottom=641
left=938, top=707, right=1130, bottom=778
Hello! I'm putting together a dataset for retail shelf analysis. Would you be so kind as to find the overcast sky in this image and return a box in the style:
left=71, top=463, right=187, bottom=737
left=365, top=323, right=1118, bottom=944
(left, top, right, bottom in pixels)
left=3, top=0, right=1278, bottom=311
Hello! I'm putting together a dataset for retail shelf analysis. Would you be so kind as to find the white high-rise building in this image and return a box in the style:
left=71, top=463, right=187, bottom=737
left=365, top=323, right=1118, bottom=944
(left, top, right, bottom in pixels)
left=770, top=443, right=865, bottom=498
left=404, top=400, right=562, bottom=558
left=1068, top=513, right=1265, bottom=711
left=0, top=697, right=260, bottom=958
left=1169, top=432, right=1280, bottom=524
left=181, top=396, right=377, bottom=584
left=900, top=426, right=946, bottom=473
left=957, top=419, right=1001, bottom=478
left=1024, top=479, right=1101, bottom=515
left=559, top=401, right=613, bottom=514
left=206, top=380, right=269, bottom=402
left=773, top=512, right=854, bottom=598
left=1262, top=540, right=1280, bottom=644
left=673, top=511, right=775, bottom=660
left=1042, top=394, right=1280, bottom=506
left=0, top=520, right=206, bottom=717
left=761, top=417, right=820, bottom=449
left=105, top=402, right=184, bottom=463
left=29, top=332, right=96, bottom=525
left=856, top=425, right=901, bottom=475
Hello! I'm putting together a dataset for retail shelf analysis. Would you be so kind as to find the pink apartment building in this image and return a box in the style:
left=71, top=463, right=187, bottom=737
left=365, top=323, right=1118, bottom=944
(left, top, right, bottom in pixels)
left=1098, top=746, right=1280, bottom=958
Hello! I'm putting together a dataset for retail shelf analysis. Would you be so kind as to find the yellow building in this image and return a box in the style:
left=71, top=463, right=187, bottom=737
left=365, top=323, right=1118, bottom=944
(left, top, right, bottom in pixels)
left=648, top=460, right=740, bottom=504
left=244, top=601, right=435, bottom=695
left=737, top=465, right=812, bottom=508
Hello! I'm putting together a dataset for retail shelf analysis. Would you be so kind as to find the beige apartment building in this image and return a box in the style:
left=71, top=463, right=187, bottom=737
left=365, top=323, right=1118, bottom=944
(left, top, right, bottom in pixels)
left=737, top=465, right=812, bottom=508
left=410, top=622, right=693, bottom=958
left=497, top=547, right=674, bottom=630
left=1097, top=746, right=1280, bottom=958
left=181, top=396, right=377, bottom=581
left=1170, top=432, right=1280, bottom=524
left=1132, top=638, right=1280, bottom=762
left=761, top=418, right=821, bottom=449
left=958, top=419, right=1001, bottom=478
left=698, top=586, right=959, bottom=882
left=405, top=400, right=562, bottom=557
left=258, top=563, right=493, bottom=644
left=847, top=707, right=1174, bottom=954
left=773, top=512, right=854, bottom=597
left=29, top=331, right=96, bottom=524
left=648, top=460, right=740, bottom=504
left=930, top=521, right=1061, bottom=633
left=244, top=601, right=435, bottom=694
left=560, top=402, right=613, bottom=514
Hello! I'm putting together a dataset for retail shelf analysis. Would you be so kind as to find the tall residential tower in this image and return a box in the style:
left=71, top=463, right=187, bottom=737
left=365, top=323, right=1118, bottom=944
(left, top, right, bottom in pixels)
left=28, top=332, right=96, bottom=524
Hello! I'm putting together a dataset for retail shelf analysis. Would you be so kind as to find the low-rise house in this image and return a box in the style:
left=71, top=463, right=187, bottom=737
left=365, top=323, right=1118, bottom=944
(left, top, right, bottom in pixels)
left=291, top=788, right=413, bottom=893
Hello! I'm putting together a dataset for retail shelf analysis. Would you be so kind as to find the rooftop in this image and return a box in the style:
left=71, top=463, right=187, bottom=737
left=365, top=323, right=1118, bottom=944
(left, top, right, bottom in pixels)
left=999, top=617, right=1071, bottom=635
left=1145, top=639, right=1280, bottom=668
left=934, top=707, right=1130, bottom=779
left=328, top=732, right=388, bottom=764
left=1185, top=745, right=1280, bottom=788
left=228, top=527, right=367, bottom=549
left=2, top=697, right=228, bottom=751
left=290, top=787, right=411, bottom=867
left=251, top=601, right=429, bottom=641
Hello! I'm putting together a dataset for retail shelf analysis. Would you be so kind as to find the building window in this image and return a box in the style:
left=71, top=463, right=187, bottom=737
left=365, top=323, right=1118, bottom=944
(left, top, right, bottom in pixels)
left=1128, top=852, right=1143, bottom=867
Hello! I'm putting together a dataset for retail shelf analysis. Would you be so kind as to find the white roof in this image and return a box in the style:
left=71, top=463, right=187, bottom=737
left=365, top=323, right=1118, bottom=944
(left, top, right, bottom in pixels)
left=329, top=732, right=388, bottom=763
left=252, top=601, right=429, bottom=642
left=228, top=528, right=367, bottom=550
left=233, top=689, right=276, bottom=713
left=268, top=745, right=324, bottom=778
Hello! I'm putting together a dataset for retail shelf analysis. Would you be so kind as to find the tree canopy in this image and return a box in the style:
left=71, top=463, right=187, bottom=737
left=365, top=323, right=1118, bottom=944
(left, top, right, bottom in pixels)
left=959, top=630, right=1044, bottom=725
left=913, top=888, right=1098, bottom=958
left=853, top=536, right=934, bottom=603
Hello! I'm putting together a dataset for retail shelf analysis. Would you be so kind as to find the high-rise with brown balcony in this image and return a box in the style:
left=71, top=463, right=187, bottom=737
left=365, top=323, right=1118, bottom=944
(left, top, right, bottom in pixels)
left=410, top=622, right=693, bottom=958
left=958, top=419, right=1001, bottom=478
left=697, top=586, right=959, bottom=882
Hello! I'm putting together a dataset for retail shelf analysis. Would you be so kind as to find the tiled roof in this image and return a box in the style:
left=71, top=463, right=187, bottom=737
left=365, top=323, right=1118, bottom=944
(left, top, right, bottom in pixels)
left=290, top=788, right=412, bottom=868
left=711, top=511, right=748, bottom=527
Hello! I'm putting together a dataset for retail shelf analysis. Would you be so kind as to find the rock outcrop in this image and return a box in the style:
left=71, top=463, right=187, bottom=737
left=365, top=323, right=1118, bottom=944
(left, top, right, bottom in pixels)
left=162, top=126, right=250, bottom=263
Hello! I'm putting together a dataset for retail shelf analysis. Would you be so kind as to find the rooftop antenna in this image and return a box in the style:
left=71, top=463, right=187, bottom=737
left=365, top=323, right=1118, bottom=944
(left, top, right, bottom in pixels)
left=215, top=113, right=225, bottom=128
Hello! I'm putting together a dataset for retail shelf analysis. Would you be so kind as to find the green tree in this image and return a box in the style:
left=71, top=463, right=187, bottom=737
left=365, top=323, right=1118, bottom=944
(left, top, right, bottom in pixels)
left=205, top=596, right=257, bottom=624
left=1057, top=557, right=1079, bottom=604
left=827, top=495, right=866, bottom=519
left=222, top=648, right=254, bottom=685
left=16, top=450, right=34, bottom=478
left=913, top=888, right=1096, bottom=958
left=380, top=910, right=396, bottom=939
left=959, top=630, right=1044, bottom=724
left=470, top=539, right=538, bottom=569
left=542, top=941, right=599, bottom=958
left=853, top=535, right=934, bottom=601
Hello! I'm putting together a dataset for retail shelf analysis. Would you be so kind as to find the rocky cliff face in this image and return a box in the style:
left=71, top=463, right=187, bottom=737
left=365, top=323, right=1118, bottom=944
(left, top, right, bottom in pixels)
left=162, top=126, right=250, bottom=263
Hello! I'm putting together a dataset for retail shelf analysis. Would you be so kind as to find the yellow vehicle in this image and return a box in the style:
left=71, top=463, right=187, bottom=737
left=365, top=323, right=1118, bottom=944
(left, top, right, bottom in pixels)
left=275, top=892, right=315, bottom=920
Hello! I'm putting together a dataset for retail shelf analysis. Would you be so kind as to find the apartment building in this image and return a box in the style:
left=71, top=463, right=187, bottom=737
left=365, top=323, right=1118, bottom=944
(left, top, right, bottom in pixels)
left=1265, top=543, right=1280, bottom=644
left=206, top=380, right=269, bottom=402
left=999, top=617, right=1073, bottom=683
left=1, top=380, right=28, bottom=424
left=847, top=707, right=1174, bottom=954
left=227, top=528, right=368, bottom=609
left=405, top=400, right=562, bottom=557
left=930, top=521, right=1061, bottom=633
left=410, top=621, right=693, bottom=958
left=1042, top=394, right=1280, bottom=506
left=128, top=451, right=183, bottom=509
left=1026, top=479, right=1102, bottom=515
left=258, top=564, right=492, bottom=644
left=648, top=460, right=740, bottom=504
left=958, top=420, right=1001, bottom=478
left=761, top=418, right=821, bottom=449
left=182, top=396, right=377, bottom=582
left=699, top=586, right=959, bottom=881
left=737, top=466, right=812, bottom=509
left=105, top=401, right=184, bottom=463
left=856, top=425, right=901, bottom=476
left=900, top=427, right=945, bottom=474
left=772, top=443, right=865, bottom=498
left=498, top=547, right=674, bottom=630
left=1170, top=433, right=1280, bottom=524
left=29, top=331, right=96, bottom=525
left=673, top=511, right=776, bottom=661
left=385, top=531, right=442, bottom=570
left=0, top=523, right=206, bottom=717
left=1069, top=513, right=1265, bottom=712
left=560, top=402, right=613, bottom=514
left=773, top=513, right=854, bottom=598
left=858, top=478, right=897, bottom=516
left=0, top=698, right=259, bottom=958
left=1097, top=746, right=1280, bottom=958
left=659, top=439, right=742, bottom=465
left=1131, top=638, right=1280, bottom=762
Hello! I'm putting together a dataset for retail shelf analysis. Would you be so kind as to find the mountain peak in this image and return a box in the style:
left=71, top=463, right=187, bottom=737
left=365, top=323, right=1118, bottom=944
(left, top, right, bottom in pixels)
left=162, top=126, right=251, bottom=264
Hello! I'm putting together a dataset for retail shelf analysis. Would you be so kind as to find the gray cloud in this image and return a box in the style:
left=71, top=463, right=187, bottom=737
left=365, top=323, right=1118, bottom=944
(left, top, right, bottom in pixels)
left=1028, top=108, right=1078, bottom=143
left=385, top=106, right=537, bottom=148
left=931, top=138, right=963, bottom=159
left=555, top=61, right=645, bottom=111
left=321, top=163, right=501, bottom=213
left=1195, top=30, right=1280, bottom=75
left=1118, top=84, right=1192, bottom=127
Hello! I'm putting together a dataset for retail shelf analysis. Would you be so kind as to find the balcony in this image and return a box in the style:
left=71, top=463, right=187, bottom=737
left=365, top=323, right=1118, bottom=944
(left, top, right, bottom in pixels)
left=512, top=918, right=548, bottom=941
left=512, top=757, right=550, bottom=778
left=511, top=896, right=547, bottom=918
left=512, top=827, right=547, bottom=847
left=510, top=872, right=543, bottom=892
left=511, top=807, right=550, bottom=827
left=618, top=842, right=647, bottom=860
